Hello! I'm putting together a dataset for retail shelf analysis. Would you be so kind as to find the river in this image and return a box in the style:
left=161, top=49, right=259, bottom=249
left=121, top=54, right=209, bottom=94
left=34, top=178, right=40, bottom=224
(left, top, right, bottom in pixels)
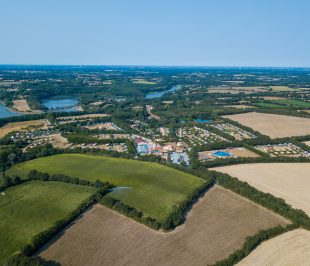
left=145, top=85, right=181, bottom=99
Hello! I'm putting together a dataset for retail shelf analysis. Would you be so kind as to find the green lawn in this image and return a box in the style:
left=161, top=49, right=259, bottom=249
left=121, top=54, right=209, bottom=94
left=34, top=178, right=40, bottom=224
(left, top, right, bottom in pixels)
left=7, top=154, right=205, bottom=222
left=0, top=181, right=96, bottom=263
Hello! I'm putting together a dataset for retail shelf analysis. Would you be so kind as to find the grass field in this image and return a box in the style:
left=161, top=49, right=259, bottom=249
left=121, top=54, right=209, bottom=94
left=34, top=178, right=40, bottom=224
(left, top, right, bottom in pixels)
left=213, top=163, right=310, bottom=216
left=237, top=229, right=310, bottom=266
left=255, top=99, right=310, bottom=109
left=0, top=120, right=47, bottom=139
left=208, top=86, right=268, bottom=94
left=269, top=86, right=297, bottom=92
left=7, top=154, right=205, bottom=222
left=0, top=181, right=96, bottom=263
left=39, top=186, right=288, bottom=266
left=224, top=112, right=310, bottom=138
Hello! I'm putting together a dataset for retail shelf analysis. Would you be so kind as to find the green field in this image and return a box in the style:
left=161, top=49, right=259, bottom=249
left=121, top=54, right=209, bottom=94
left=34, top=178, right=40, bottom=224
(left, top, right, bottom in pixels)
left=7, top=154, right=205, bottom=222
left=0, top=181, right=96, bottom=263
left=255, top=99, right=310, bottom=109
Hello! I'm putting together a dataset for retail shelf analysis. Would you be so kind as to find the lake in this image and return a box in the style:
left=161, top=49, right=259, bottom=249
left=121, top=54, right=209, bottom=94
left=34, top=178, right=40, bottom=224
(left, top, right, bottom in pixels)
left=41, top=97, right=79, bottom=112
left=0, top=103, right=21, bottom=119
left=145, top=85, right=181, bottom=99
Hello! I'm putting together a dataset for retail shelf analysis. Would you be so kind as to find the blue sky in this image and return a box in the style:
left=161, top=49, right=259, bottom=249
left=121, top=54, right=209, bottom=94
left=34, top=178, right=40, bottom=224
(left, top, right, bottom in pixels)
left=1, top=0, right=309, bottom=66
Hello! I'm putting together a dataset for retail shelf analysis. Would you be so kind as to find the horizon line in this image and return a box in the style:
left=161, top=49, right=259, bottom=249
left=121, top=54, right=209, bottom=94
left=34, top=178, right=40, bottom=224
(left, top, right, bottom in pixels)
left=0, top=63, right=310, bottom=69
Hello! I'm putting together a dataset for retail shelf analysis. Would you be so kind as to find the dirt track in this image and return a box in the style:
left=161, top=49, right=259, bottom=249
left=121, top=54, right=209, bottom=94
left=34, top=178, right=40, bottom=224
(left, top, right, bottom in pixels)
left=39, top=186, right=288, bottom=266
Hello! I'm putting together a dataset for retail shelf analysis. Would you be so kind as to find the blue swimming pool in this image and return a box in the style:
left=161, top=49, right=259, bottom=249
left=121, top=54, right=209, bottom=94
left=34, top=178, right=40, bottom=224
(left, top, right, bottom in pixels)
left=213, top=151, right=232, bottom=157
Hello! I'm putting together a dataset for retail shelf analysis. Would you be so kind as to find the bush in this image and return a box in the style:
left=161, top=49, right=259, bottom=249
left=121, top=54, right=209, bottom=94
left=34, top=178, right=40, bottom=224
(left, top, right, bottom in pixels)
left=5, top=254, right=60, bottom=266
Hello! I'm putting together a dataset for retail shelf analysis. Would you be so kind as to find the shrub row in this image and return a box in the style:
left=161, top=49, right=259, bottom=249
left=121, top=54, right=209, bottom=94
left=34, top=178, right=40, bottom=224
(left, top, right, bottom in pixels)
left=161, top=175, right=215, bottom=230
left=100, top=196, right=161, bottom=230
left=212, top=224, right=298, bottom=266
left=26, top=169, right=113, bottom=189
left=5, top=254, right=60, bottom=266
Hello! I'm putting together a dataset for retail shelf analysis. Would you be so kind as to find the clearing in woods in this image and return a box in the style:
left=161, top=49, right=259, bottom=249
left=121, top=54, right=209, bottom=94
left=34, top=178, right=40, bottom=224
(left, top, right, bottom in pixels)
left=38, top=186, right=288, bottom=266
left=237, top=229, right=310, bottom=266
left=6, top=154, right=205, bottom=222
left=0, top=181, right=96, bottom=264
left=223, top=112, right=310, bottom=138
left=213, top=163, right=310, bottom=216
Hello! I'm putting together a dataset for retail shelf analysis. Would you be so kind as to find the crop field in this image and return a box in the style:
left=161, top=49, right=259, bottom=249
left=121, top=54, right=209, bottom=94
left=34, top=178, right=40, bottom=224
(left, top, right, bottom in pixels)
left=224, top=104, right=256, bottom=109
left=304, top=141, right=310, bottom=147
left=39, top=186, right=288, bottom=266
left=269, top=86, right=296, bottom=92
left=224, top=112, right=310, bottom=138
left=208, top=86, right=268, bottom=94
left=263, top=96, right=287, bottom=100
left=12, top=99, right=32, bottom=112
left=237, top=229, right=310, bottom=266
left=256, top=99, right=310, bottom=109
left=0, top=119, right=47, bottom=139
left=213, top=163, right=310, bottom=216
left=7, top=154, right=204, bottom=222
left=0, top=181, right=96, bottom=263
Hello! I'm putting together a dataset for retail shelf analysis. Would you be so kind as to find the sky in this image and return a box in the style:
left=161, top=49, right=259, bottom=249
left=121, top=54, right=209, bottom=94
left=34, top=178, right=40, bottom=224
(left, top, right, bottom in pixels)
left=0, top=0, right=310, bottom=67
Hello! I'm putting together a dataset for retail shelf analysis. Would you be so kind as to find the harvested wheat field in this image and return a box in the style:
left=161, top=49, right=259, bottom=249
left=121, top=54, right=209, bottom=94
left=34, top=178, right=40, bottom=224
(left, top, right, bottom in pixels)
left=224, top=112, right=310, bottom=138
left=12, top=99, right=31, bottom=112
left=213, top=163, right=310, bottom=216
left=57, top=113, right=109, bottom=120
left=0, top=120, right=47, bottom=139
left=304, top=141, right=310, bottom=147
left=237, top=229, right=310, bottom=266
left=39, top=186, right=288, bottom=266
left=224, top=104, right=256, bottom=109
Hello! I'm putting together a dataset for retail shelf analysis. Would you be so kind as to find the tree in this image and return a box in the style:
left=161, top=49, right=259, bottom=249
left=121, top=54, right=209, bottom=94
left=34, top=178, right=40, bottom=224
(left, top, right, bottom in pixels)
left=7, top=153, right=17, bottom=166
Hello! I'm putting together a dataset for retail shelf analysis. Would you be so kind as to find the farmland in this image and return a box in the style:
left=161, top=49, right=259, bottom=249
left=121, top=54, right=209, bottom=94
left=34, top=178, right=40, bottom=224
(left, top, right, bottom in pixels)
left=12, top=99, right=32, bottom=112
left=0, top=119, right=47, bottom=139
left=208, top=86, right=269, bottom=94
left=213, top=163, right=310, bottom=216
left=0, top=181, right=96, bottom=263
left=6, top=154, right=205, bottom=222
left=224, top=112, right=310, bottom=138
left=39, top=186, right=288, bottom=266
left=237, top=229, right=310, bottom=266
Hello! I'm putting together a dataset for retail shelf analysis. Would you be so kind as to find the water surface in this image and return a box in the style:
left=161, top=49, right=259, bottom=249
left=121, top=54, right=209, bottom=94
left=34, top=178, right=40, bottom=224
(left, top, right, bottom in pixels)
left=146, top=85, right=181, bottom=99
left=195, top=118, right=212, bottom=123
left=0, top=103, right=21, bottom=118
left=41, top=97, right=79, bottom=112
